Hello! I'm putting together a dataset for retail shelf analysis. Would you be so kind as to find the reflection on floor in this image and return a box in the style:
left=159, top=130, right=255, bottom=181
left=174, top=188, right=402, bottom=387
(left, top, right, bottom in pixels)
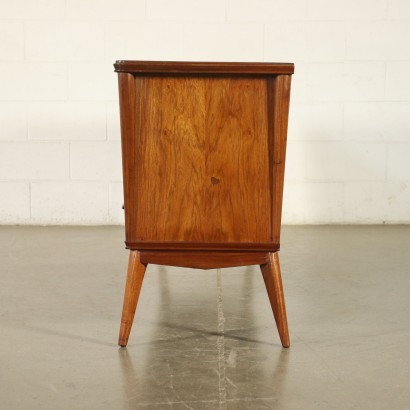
left=1, top=226, right=409, bottom=409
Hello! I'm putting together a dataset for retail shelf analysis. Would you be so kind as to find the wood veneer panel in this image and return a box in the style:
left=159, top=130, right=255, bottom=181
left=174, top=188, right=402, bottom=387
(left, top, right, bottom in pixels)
left=133, top=75, right=271, bottom=245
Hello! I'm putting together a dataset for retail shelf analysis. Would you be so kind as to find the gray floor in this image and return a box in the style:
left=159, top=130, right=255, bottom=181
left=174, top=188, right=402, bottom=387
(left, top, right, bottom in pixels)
left=1, top=226, right=409, bottom=409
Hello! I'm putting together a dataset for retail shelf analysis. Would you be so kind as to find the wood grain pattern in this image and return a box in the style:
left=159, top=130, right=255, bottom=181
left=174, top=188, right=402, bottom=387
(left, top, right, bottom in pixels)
left=118, top=251, right=147, bottom=347
left=118, top=73, right=138, bottom=243
left=269, top=75, right=292, bottom=245
left=260, top=252, right=290, bottom=347
left=140, top=251, right=269, bottom=269
left=132, top=76, right=271, bottom=246
left=114, top=60, right=294, bottom=75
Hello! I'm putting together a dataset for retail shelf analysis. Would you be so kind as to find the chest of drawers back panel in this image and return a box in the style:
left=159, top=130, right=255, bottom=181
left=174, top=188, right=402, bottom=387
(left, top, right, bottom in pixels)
left=115, top=61, right=293, bottom=348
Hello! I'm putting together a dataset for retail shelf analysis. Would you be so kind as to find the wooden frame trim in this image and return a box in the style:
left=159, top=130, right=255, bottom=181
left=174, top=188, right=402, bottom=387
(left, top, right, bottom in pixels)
left=270, top=75, right=292, bottom=244
left=118, top=73, right=138, bottom=242
left=114, top=60, right=294, bottom=75
left=126, top=241, right=280, bottom=252
left=140, top=251, right=269, bottom=269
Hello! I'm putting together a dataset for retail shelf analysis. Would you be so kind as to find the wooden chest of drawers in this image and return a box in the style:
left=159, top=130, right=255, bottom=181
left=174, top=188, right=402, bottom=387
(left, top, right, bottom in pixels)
left=115, top=61, right=294, bottom=348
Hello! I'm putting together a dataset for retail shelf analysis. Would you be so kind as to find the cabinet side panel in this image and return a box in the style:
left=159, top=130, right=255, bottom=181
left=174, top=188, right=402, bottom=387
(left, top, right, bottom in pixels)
left=269, top=75, right=292, bottom=245
left=134, top=76, right=272, bottom=244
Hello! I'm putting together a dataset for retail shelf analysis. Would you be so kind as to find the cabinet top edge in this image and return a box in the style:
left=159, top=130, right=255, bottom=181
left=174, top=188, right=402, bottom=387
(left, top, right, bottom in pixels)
left=114, top=60, right=294, bottom=75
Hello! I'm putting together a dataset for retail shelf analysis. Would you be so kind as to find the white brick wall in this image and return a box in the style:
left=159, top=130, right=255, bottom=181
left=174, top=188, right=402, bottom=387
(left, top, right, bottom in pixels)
left=0, top=0, right=65, bottom=19
left=70, top=142, right=122, bottom=181
left=0, top=182, right=30, bottom=222
left=25, top=21, right=105, bottom=62
left=0, top=0, right=409, bottom=225
left=0, top=143, right=69, bottom=180
left=28, top=102, right=106, bottom=141
left=0, top=63, right=67, bottom=100
left=0, top=103, right=27, bottom=140
left=307, top=0, right=387, bottom=20
left=31, top=182, right=109, bottom=224
left=386, top=62, right=410, bottom=100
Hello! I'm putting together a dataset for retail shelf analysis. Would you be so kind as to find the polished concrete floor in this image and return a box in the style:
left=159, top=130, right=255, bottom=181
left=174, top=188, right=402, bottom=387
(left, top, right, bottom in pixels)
left=1, top=226, right=409, bottom=409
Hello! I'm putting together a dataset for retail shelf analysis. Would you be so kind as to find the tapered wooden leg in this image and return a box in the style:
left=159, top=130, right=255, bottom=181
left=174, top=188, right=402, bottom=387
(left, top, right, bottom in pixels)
left=118, top=251, right=147, bottom=347
left=260, top=252, right=290, bottom=348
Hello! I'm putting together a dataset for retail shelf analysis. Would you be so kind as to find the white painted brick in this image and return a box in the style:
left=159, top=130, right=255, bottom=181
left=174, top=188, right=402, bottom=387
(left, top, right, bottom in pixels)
left=0, top=0, right=65, bottom=19
left=0, top=0, right=409, bottom=226
left=265, top=22, right=345, bottom=63
left=0, top=103, right=27, bottom=140
left=31, top=182, right=108, bottom=224
left=0, top=63, right=67, bottom=101
left=147, top=0, right=225, bottom=21
left=344, top=103, right=410, bottom=141
left=70, top=142, right=122, bottom=181
left=288, top=103, right=343, bottom=141
left=0, top=182, right=30, bottom=222
left=26, top=22, right=104, bottom=62
left=308, top=0, right=387, bottom=20
left=109, top=182, right=124, bottom=224
left=28, top=102, right=106, bottom=141
left=288, top=67, right=307, bottom=103
left=0, top=22, right=24, bottom=61
left=303, top=63, right=385, bottom=102
left=182, top=23, right=264, bottom=61
left=105, top=22, right=184, bottom=62
left=67, top=0, right=145, bottom=20
left=265, top=23, right=304, bottom=62
left=282, top=182, right=344, bottom=224
left=307, top=142, right=386, bottom=181
left=227, top=0, right=307, bottom=21
left=346, top=22, right=410, bottom=61
left=388, top=0, right=410, bottom=19
left=386, top=62, right=410, bottom=101
left=385, top=182, right=410, bottom=223
left=69, top=63, right=117, bottom=101
left=107, top=101, right=121, bottom=141
left=387, top=144, right=410, bottom=181
left=344, top=181, right=410, bottom=223
left=285, top=142, right=306, bottom=180
left=344, top=182, right=387, bottom=223
left=0, top=143, right=68, bottom=180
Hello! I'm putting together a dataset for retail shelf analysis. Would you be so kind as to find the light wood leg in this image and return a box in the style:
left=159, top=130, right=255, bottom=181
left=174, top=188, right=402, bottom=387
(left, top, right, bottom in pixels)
left=260, top=252, right=290, bottom=348
left=118, top=251, right=147, bottom=347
